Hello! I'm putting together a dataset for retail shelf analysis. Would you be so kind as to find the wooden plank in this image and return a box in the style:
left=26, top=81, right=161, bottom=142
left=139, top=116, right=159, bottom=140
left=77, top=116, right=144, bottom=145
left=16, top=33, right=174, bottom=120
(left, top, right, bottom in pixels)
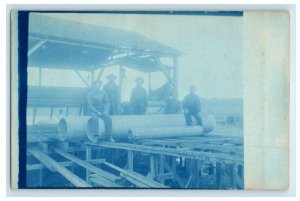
left=103, top=162, right=166, bottom=188
left=185, top=175, right=193, bottom=188
left=29, top=148, right=91, bottom=187
left=89, top=174, right=122, bottom=188
left=119, top=173, right=149, bottom=188
left=27, top=159, right=106, bottom=171
left=52, top=148, right=119, bottom=182
left=146, top=140, right=244, bottom=154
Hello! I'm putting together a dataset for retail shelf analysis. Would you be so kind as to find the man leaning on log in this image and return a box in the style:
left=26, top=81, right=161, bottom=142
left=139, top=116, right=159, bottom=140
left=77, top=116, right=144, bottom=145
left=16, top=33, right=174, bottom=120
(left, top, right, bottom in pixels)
left=87, top=81, right=115, bottom=143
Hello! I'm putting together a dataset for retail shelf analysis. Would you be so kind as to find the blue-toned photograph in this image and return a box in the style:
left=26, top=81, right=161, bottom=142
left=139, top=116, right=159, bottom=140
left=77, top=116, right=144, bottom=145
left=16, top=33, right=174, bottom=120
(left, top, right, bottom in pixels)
left=19, top=11, right=243, bottom=189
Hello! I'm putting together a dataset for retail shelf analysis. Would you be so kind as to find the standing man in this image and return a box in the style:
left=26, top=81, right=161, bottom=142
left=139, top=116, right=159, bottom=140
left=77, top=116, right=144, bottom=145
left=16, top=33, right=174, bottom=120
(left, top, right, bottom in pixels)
left=130, top=77, right=148, bottom=115
left=87, top=81, right=115, bottom=142
left=103, top=74, right=120, bottom=115
left=182, top=86, right=202, bottom=126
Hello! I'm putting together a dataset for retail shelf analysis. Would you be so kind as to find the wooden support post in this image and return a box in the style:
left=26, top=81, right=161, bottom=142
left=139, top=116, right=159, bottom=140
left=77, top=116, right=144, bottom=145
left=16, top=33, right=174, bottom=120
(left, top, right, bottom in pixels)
left=159, top=155, right=164, bottom=173
left=148, top=72, right=152, bottom=92
left=158, top=154, right=165, bottom=184
left=231, top=163, right=238, bottom=189
left=50, top=106, right=53, bottom=119
left=127, top=150, right=134, bottom=171
left=149, top=154, right=156, bottom=179
left=194, top=160, right=202, bottom=188
left=86, top=146, right=92, bottom=182
left=173, top=56, right=179, bottom=95
left=91, top=70, right=95, bottom=87
left=119, top=65, right=124, bottom=99
left=171, top=156, right=176, bottom=173
left=38, top=67, right=42, bottom=86
left=215, top=162, right=222, bottom=189
left=39, top=165, right=43, bottom=186
left=163, top=161, right=185, bottom=188
left=237, top=164, right=244, bottom=189
left=66, top=107, right=69, bottom=116
left=32, top=107, right=37, bottom=124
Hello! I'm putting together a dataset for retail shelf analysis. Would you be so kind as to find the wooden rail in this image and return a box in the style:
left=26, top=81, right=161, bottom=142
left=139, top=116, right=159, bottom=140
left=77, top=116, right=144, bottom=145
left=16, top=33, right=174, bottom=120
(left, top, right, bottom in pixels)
left=86, top=142, right=243, bottom=165
left=29, top=148, right=91, bottom=187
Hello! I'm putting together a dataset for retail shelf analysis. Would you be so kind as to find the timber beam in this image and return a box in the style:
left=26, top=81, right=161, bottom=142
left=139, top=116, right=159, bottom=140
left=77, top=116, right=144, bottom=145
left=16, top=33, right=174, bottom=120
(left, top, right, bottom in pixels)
left=29, top=148, right=91, bottom=187
left=86, top=142, right=243, bottom=165
left=52, top=148, right=120, bottom=182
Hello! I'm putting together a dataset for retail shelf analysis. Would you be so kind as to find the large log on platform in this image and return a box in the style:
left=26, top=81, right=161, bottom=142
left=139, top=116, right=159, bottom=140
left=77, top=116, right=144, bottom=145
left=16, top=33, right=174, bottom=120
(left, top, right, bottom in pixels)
left=58, top=116, right=105, bottom=141
left=31, top=118, right=59, bottom=135
left=128, top=126, right=203, bottom=140
left=87, top=114, right=216, bottom=140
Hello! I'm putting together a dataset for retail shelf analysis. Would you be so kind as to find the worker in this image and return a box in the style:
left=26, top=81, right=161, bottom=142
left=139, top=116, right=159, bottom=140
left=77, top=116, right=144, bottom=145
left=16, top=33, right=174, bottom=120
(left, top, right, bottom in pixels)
left=103, top=74, right=120, bottom=115
left=182, top=86, right=202, bottom=126
left=165, top=90, right=181, bottom=114
left=130, top=77, right=148, bottom=115
left=87, top=81, right=115, bottom=142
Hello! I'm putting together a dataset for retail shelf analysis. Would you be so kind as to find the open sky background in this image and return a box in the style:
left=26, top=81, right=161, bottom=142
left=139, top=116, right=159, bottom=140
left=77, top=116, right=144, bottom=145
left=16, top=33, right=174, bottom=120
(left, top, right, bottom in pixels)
left=28, top=13, right=243, bottom=101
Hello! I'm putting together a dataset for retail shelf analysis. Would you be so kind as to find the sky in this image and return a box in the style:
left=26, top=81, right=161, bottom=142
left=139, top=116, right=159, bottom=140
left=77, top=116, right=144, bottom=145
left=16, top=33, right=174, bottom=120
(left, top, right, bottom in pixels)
left=28, top=13, right=243, bottom=101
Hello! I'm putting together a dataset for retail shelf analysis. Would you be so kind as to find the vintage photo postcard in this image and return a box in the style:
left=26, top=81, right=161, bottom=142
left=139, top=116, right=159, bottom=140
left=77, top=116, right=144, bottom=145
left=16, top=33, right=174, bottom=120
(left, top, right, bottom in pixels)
left=10, top=11, right=289, bottom=190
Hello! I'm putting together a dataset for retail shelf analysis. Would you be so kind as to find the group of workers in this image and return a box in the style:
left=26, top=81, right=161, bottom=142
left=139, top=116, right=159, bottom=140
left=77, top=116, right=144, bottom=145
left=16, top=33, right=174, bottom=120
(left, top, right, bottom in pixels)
left=87, top=73, right=202, bottom=142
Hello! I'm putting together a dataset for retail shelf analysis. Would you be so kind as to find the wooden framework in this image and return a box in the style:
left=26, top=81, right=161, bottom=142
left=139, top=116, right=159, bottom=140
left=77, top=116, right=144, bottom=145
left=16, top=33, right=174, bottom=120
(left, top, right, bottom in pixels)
left=27, top=133, right=243, bottom=189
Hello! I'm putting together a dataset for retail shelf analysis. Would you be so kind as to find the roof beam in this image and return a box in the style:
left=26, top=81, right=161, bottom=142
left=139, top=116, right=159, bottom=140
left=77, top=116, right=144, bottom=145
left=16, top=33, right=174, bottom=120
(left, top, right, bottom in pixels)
left=75, top=70, right=90, bottom=87
left=28, top=40, right=47, bottom=57
left=29, top=36, right=114, bottom=51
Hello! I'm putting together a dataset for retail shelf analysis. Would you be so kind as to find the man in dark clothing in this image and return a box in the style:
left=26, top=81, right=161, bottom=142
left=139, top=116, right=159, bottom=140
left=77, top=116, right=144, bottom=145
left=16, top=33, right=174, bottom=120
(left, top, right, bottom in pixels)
left=103, top=74, right=120, bottom=115
left=130, top=77, right=148, bottom=115
left=182, top=86, right=202, bottom=126
left=165, top=90, right=181, bottom=114
left=87, top=81, right=114, bottom=142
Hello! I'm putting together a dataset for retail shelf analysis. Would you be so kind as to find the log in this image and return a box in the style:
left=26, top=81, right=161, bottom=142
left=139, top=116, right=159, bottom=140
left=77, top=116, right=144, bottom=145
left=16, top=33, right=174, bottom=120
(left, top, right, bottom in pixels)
left=58, top=116, right=105, bottom=141
left=87, top=114, right=216, bottom=140
left=128, top=126, right=203, bottom=140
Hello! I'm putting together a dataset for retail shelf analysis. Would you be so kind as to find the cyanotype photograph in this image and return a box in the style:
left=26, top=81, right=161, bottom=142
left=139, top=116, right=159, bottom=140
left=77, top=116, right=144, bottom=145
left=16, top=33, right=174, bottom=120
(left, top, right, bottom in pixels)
left=11, top=10, right=289, bottom=190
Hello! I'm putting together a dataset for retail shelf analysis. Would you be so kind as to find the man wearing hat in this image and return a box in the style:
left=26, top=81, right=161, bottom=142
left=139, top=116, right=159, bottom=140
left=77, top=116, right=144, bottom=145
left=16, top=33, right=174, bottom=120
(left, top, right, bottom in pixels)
left=130, top=77, right=148, bottom=115
left=182, top=86, right=202, bottom=126
left=87, top=81, right=115, bottom=142
left=103, top=74, right=120, bottom=115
